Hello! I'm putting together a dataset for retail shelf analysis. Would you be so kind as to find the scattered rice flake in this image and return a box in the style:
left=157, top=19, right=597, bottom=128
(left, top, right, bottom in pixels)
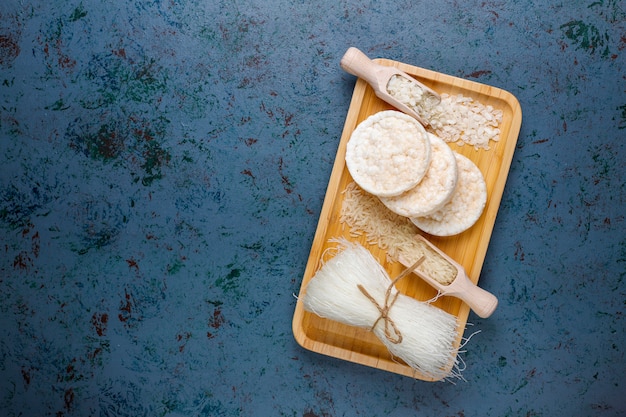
left=386, top=75, right=503, bottom=150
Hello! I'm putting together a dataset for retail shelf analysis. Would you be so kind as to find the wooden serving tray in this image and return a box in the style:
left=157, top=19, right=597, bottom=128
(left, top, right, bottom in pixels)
left=292, top=58, right=522, bottom=381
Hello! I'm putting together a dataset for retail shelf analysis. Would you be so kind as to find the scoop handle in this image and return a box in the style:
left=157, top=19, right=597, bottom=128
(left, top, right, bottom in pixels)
left=340, top=47, right=386, bottom=89
left=451, top=276, right=499, bottom=319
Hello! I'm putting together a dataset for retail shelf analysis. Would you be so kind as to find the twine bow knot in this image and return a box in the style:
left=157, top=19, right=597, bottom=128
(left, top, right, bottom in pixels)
left=357, top=256, right=425, bottom=344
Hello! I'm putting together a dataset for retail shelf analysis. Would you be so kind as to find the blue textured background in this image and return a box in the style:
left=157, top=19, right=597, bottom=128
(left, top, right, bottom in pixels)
left=1, top=1, right=624, bottom=416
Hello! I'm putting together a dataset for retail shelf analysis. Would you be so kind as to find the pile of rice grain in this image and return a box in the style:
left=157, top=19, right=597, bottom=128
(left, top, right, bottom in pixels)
left=339, top=181, right=458, bottom=285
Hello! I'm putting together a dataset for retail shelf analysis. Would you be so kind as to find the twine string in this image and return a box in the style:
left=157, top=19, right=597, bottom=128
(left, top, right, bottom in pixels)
left=357, top=256, right=426, bottom=344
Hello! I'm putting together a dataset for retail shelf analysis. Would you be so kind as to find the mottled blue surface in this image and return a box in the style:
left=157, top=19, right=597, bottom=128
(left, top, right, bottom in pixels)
left=1, top=0, right=624, bottom=416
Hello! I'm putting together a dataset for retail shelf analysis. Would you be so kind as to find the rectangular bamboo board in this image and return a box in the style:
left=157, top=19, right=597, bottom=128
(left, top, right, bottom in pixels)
left=292, top=58, right=522, bottom=381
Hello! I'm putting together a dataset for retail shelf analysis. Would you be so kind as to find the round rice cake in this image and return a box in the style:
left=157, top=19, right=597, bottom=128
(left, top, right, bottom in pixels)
left=379, top=132, right=458, bottom=217
left=345, top=110, right=431, bottom=197
left=411, top=153, right=487, bottom=236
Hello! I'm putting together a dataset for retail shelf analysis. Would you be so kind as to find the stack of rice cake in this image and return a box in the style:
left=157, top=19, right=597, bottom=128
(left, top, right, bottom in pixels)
left=345, top=110, right=487, bottom=237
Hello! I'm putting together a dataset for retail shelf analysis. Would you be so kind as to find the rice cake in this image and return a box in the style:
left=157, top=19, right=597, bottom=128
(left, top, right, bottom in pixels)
left=411, top=153, right=487, bottom=236
left=345, top=110, right=431, bottom=197
left=379, top=133, right=458, bottom=217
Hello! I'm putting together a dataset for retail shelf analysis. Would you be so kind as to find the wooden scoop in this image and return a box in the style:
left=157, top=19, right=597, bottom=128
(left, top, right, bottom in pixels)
left=399, top=234, right=498, bottom=318
left=340, top=47, right=441, bottom=126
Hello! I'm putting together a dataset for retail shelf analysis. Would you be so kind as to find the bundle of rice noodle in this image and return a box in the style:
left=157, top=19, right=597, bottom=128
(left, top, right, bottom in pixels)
left=302, top=239, right=462, bottom=380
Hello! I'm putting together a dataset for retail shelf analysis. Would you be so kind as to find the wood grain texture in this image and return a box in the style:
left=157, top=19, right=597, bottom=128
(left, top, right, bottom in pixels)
left=293, top=58, right=522, bottom=381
